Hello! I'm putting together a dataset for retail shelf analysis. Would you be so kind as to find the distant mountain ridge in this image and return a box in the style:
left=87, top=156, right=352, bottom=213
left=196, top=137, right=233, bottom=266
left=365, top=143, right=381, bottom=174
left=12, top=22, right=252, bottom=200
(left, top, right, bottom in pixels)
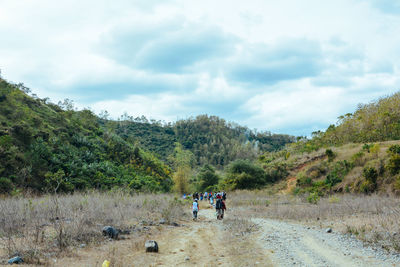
left=110, top=114, right=295, bottom=168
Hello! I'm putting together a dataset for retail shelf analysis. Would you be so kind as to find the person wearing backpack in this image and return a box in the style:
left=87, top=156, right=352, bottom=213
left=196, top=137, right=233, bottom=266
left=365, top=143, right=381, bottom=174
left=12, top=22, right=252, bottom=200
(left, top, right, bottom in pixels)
left=192, top=199, right=199, bottom=220
left=220, top=199, right=226, bottom=219
left=216, top=195, right=223, bottom=220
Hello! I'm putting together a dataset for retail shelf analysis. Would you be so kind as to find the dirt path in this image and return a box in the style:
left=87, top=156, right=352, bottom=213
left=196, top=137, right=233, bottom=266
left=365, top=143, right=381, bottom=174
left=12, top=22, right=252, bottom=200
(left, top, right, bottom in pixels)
left=44, top=203, right=400, bottom=266
left=254, top=218, right=400, bottom=267
left=148, top=207, right=232, bottom=266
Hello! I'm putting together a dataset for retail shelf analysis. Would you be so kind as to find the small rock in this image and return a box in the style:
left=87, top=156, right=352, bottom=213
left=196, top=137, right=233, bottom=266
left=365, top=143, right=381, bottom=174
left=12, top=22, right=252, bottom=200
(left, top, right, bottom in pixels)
left=145, top=240, right=159, bottom=253
left=102, top=226, right=120, bottom=239
left=159, top=218, right=166, bottom=225
left=171, top=222, right=180, bottom=227
left=79, top=243, right=86, bottom=248
left=326, top=228, right=332, bottom=233
left=8, top=256, right=23, bottom=264
left=185, top=256, right=190, bottom=261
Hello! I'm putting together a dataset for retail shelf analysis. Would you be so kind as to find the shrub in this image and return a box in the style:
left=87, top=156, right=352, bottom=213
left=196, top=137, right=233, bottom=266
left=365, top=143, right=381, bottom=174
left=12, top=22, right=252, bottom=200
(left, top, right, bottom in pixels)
left=325, top=149, right=336, bottom=162
left=0, top=177, right=13, bottom=193
left=360, top=180, right=375, bottom=194
left=325, top=160, right=353, bottom=187
left=296, top=172, right=312, bottom=186
left=197, top=165, right=220, bottom=191
left=363, top=167, right=378, bottom=184
left=387, top=154, right=400, bottom=175
left=223, top=160, right=267, bottom=190
left=362, top=143, right=372, bottom=153
left=370, top=143, right=380, bottom=157
left=351, top=151, right=365, bottom=166
left=388, top=144, right=400, bottom=155
left=307, top=192, right=320, bottom=204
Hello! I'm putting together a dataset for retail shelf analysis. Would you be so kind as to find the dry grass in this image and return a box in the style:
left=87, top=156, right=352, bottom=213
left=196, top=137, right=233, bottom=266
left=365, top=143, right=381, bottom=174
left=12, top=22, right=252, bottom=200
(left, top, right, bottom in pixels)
left=229, top=190, right=400, bottom=252
left=0, top=191, right=186, bottom=265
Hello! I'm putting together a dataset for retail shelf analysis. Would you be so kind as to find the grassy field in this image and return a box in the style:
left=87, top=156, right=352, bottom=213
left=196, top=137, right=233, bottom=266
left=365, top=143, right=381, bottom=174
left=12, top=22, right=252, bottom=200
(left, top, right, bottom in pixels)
left=229, top=190, right=400, bottom=252
left=0, top=191, right=188, bottom=265
left=1, top=190, right=400, bottom=265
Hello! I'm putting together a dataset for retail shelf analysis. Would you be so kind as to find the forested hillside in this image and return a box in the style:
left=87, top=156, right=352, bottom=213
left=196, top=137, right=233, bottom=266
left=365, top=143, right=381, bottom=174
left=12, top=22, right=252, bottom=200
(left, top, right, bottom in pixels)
left=0, top=79, right=172, bottom=193
left=112, top=115, right=294, bottom=168
left=0, top=78, right=293, bottom=193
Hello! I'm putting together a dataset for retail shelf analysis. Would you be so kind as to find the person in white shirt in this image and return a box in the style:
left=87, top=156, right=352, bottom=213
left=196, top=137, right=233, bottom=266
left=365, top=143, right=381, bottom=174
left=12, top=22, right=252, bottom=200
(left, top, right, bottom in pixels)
left=192, top=199, right=199, bottom=220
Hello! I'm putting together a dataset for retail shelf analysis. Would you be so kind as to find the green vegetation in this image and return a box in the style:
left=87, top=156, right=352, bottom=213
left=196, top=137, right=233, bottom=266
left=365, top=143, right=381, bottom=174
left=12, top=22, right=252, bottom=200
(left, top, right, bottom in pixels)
left=222, top=160, right=269, bottom=190
left=113, top=114, right=294, bottom=168
left=5, top=74, right=400, bottom=195
left=0, top=79, right=172, bottom=193
left=0, top=77, right=294, bottom=194
left=197, top=164, right=220, bottom=192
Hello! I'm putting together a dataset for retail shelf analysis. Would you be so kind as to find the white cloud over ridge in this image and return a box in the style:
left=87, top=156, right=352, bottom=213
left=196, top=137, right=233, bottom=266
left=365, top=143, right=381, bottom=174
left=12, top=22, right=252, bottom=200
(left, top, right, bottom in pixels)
left=1, top=0, right=400, bottom=135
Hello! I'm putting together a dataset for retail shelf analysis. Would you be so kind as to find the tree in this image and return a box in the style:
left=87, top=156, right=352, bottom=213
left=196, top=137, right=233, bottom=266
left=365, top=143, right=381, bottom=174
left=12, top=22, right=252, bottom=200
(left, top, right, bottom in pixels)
left=197, top=164, right=220, bottom=191
left=170, top=143, right=195, bottom=194
left=223, top=160, right=267, bottom=190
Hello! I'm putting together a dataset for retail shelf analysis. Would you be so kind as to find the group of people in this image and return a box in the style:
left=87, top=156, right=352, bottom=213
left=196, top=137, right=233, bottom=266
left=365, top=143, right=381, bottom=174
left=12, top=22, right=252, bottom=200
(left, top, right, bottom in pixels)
left=189, top=191, right=227, bottom=220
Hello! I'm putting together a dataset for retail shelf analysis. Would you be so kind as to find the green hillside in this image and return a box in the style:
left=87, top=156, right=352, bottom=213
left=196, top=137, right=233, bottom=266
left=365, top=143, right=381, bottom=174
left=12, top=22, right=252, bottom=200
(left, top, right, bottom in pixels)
left=112, top=115, right=294, bottom=168
left=259, top=92, right=400, bottom=196
left=0, top=78, right=294, bottom=194
left=0, top=79, right=172, bottom=193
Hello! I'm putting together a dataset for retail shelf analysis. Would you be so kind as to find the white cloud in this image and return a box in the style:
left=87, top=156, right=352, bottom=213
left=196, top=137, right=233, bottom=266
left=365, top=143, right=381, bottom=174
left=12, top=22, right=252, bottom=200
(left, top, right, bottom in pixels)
left=1, top=0, right=400, bottom=135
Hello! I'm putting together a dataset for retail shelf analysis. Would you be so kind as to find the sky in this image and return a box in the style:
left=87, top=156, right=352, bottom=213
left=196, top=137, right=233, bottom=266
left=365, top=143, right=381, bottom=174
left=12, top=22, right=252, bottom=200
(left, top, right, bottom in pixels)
left=1, top=0, right=400, bottom=136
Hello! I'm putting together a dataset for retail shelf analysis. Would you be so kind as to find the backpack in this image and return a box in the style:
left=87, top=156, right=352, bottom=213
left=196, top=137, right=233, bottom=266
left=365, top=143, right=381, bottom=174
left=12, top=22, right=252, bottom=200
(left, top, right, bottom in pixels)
left=216, top=199, right=222, bottom=209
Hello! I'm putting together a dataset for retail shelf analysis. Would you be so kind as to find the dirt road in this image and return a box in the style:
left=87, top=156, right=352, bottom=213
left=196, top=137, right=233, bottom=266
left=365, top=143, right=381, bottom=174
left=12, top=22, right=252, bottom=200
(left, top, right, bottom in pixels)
left=254, top=218, right=400, bottom=267
left=50, top=204, right=400, bottom=266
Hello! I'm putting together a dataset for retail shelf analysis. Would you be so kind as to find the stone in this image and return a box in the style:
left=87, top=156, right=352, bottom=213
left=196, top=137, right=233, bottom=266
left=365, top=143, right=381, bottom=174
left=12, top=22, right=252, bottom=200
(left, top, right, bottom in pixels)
left=145, top=240, right=159, bottom=253
left=159, top=218, right=166, bottom=224
left=8, top=256, right=23, bottom=264
left=102, top=226, right=120, bottom=239
left=79, top=243, right=86, bottom=248
left=185, top=256, right=190, bottom=261
left=326, top=228, right=332, bottom=233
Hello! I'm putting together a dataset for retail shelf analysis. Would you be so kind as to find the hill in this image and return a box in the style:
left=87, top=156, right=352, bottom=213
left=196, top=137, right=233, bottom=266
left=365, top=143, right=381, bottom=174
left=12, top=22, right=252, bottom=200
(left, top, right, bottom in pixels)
left=0, top=77, right=293, bottom=193
left=0, top=78, right=172, bottom=193
left=260, top=92, right=400, bottom=196
left=111, top=115, right=294, bottom=168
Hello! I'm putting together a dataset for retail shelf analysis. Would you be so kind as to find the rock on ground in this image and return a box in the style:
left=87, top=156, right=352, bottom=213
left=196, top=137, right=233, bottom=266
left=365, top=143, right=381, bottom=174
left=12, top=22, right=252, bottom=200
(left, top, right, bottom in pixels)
left=145, top=240, right=159, bottom=253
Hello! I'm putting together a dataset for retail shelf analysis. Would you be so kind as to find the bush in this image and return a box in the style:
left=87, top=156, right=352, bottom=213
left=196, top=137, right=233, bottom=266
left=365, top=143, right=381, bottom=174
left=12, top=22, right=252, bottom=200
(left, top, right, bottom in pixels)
left=360, top=180, right=375, bottom=194
left=197, top=165, right=220, bottom=191
left=296, top=172, right=312, bottom=186
left=325, top=149, right=336, bottom=162
left=223, top=160, right=267, bottom=190
left=362, top=143, right=372, bottom=153
left=325, top=160, right=353, bottom=187
left=370, top=143, right=380, bottom=156
left=387, top=154, right=400, bottom=175
left=363, top=167, right=378, bottom=184
left=388, top=144, right=400, bottom=155
left=307, top=192, right=320, bottom=204
left=0, top=177, right=13, bottom=193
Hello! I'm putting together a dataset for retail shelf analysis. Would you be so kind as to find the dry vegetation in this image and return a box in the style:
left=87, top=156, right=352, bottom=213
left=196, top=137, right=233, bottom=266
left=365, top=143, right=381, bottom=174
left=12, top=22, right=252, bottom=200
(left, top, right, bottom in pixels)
left=229, top=190, right=400, bottom=252
left=0, top=191, right=187, bottom=265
